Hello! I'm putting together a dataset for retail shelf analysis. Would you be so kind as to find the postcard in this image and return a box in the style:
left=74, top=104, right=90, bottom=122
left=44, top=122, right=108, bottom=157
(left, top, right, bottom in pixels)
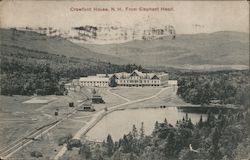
left=0, top=1, right=249, bottom=160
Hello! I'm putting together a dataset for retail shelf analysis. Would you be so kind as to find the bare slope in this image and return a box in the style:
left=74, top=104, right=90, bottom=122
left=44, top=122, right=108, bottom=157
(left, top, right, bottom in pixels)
left=0, top=28, right=126, bottom=64
left=81, top=31, right=249, bottom=67
left=1, top=28, right=248, bottom=68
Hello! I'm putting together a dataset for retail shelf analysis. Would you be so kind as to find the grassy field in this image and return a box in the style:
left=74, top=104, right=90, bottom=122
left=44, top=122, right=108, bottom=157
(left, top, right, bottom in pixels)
left=0, top=96, right=46, bottom=147
left=123, top=86, right=188, bottom=109
left=0, top=89, right=89, bottom=148
left=7, top=87, right=127, bottom=159
left=6, top=86, right=187, bottom=159
left=93, top=88, right=128, bottom=111
left=0, top=95, right=42, bottom=113
left=11, top=114, right=92, bottom=159
left=110, top=87, right=161, bottom=101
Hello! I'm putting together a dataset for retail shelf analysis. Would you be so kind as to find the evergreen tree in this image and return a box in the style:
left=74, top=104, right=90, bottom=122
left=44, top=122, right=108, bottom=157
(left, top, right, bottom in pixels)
left=121, top=134, right=131, bottom=153
left=164, top=118, right=168, bottom=125
left=106, top=134, right=114, bottom=157
left=140, top=122, right=145, bottom=138
left=132, top=124, right=138, bottom=138
left=154, top=121, right=159, bottom=131
left=187, top=118, right=194, bottom=129
left=210, top=127, right=221, bottom=160
left=165, top=131, right=175, bottom=156
left=153, top=121, right=159, bottom=136
left=185, top=113, right=189, bottom=122
left=198, top=115, right=203, bottom=129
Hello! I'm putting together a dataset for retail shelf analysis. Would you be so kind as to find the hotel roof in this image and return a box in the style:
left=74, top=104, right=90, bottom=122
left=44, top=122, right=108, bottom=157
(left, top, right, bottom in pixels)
left=114, top=70, right=168, bottom=79
left=79, top=76, right=109, bottom=82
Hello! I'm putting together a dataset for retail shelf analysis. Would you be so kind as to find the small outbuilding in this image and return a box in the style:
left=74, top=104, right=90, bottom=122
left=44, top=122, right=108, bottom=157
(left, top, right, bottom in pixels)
left=69, top=102, right=74, bottom=107
left=91, top=95, right=105, bottom=104
left=78, top=103, right=95, bottom=112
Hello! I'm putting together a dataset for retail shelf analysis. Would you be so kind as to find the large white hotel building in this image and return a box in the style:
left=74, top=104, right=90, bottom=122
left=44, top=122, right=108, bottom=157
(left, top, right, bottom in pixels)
left=65, top=70, right=173, bottom=89
left=111, top=70, right=168, bottom=87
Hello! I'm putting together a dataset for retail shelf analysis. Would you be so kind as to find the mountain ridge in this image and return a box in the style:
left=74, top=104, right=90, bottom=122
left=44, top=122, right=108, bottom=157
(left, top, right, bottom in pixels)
left=1, top=28, right=248, bottom=69
left=0, top=28, right=127, bottom=65
left=79, top=31, right=249, bottom=67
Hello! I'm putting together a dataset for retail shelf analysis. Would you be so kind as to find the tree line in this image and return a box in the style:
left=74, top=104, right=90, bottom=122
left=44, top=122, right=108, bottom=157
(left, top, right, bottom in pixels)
left=176, top=70, right=249, bottom=106
left=60, top=109, right=249, bottom=160
left=0, top=44, right=143, bottom=96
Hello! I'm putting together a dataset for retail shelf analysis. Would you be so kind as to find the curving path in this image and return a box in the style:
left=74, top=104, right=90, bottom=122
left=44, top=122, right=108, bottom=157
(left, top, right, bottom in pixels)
left=54, top=87, right=168, bottom=160
left=0, top=100, right=87, bottom=160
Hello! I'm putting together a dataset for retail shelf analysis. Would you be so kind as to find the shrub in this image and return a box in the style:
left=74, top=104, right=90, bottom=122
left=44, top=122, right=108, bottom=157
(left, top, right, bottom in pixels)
left=30, top=151, right=43, bottom=158
left=79, top=144, right=92, bottom=159
left=67, top=139, right=82, bottom=150
left=58, top=133, right=73, bottom=146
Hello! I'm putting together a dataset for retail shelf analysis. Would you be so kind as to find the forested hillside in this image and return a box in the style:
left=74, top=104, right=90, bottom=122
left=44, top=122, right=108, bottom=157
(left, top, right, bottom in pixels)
left=176, top=70, right=249, bottom=105
left=0, top=32, right=142, bottom=96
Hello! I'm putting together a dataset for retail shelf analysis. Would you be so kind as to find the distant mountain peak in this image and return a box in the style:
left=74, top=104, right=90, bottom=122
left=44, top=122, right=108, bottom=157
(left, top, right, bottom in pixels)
left=13, top=25, right=176, bottom=44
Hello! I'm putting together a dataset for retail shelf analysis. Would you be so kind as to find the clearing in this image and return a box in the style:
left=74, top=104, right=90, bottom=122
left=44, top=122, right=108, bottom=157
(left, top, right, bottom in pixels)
left=110, top=87, right=161, bottom=101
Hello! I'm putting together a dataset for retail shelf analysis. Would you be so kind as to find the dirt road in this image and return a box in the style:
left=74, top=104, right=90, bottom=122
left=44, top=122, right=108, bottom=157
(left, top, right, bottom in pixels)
left=54, top=87, right=168, bottom=160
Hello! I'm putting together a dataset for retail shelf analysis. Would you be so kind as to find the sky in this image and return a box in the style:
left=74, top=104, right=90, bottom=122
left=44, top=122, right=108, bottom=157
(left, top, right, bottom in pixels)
left=0, top=1, right=249, bottom=34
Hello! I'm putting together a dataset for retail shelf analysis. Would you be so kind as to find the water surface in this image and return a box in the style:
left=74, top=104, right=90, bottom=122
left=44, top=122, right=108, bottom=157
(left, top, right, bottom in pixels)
left=86, top=107, right=207, bottom=141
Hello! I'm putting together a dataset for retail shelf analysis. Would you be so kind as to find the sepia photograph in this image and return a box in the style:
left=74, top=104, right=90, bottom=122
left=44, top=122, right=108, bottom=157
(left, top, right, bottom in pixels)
left=0, top=1, right=249, bottom=160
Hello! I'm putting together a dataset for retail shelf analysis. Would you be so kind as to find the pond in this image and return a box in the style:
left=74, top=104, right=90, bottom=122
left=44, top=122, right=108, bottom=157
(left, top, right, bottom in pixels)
left=86, top=107, right=207, bottom=141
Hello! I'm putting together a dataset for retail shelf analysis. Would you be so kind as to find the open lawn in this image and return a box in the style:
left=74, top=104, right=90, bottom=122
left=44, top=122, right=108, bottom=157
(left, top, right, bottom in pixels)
left=0, top=90, right=89, bottom=149
left=0, top=96, right=47, bottom=147
left=122, top=86, right=189, bottom=109
left=92, top=88, right=128, bottom=111
left=4, top=87, right=127, bottom=159
left=6, top=86, right=187, bottom=159
left=23, top=96, right=57, bottom=104
left=11, top=114, right=92, bottom=159
left=110, top=87, right=161, bottom=101
left=0, top=95, right=43, bottom=113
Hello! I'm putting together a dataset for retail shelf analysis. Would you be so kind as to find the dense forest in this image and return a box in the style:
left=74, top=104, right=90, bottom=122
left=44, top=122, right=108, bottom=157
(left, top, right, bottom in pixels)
left=0, top=44, right=142, bottom=96
left=61, top=108, right=250, bottom=160
left=59, top=70, right=249, bottom=160
left=176, top=70, right=249, bottom=105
